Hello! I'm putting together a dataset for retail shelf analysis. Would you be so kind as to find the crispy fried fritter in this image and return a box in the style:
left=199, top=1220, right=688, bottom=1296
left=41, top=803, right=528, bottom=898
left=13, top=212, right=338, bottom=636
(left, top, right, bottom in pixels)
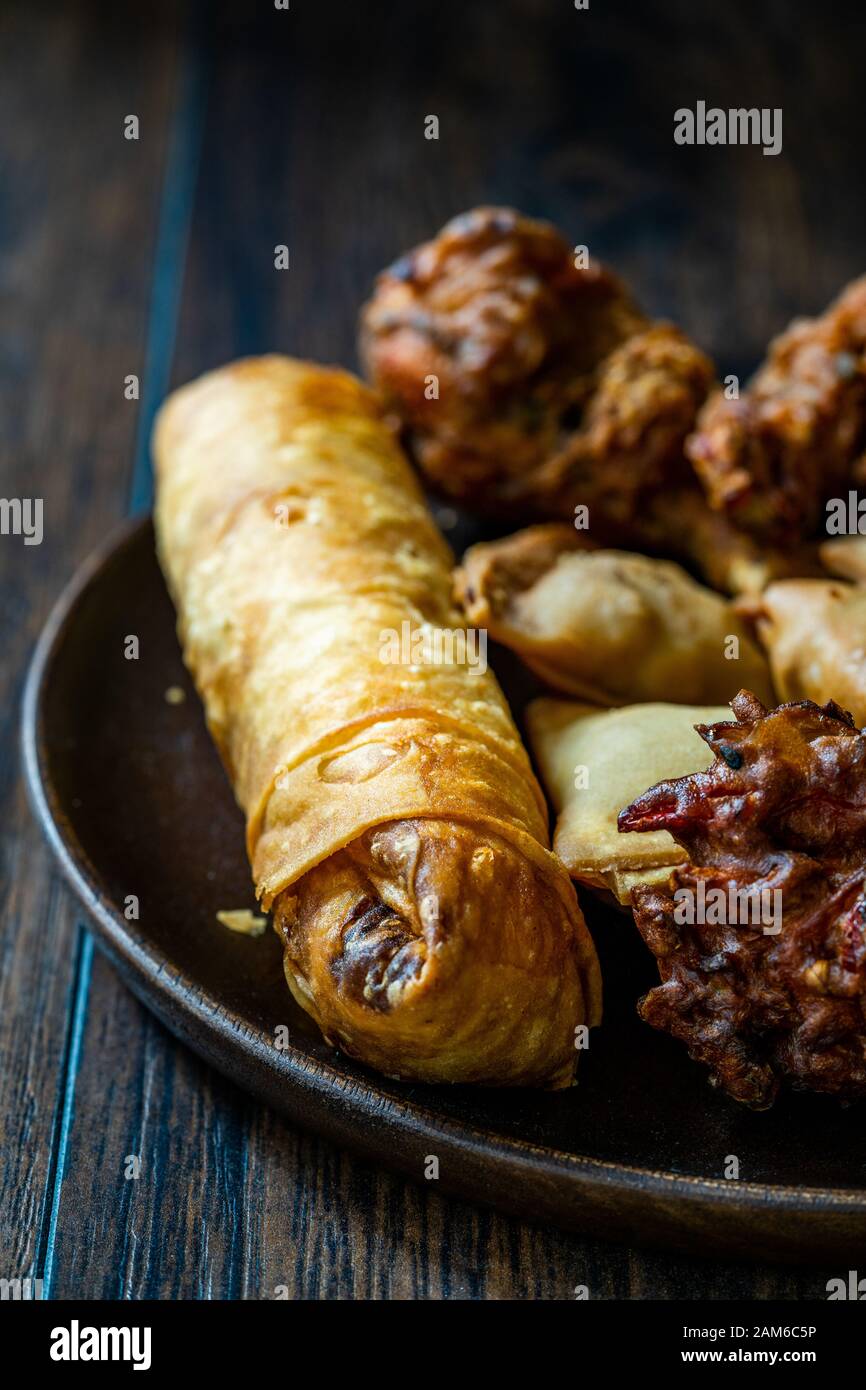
left=686, top=277, right=866, bottom=543
left=534, top=324, right=716, bottom=534
left=360, top=207, right=713, bottom=535
left=619, top=691, right=866, bottom=1108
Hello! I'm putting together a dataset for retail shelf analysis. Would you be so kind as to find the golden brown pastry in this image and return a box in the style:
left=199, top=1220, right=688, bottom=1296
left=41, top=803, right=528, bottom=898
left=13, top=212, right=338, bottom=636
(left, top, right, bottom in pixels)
left=359, top=206, right=713, bottom=537
left=526, top=700, right=728, bottom=903
left=455, top=524, right=774, bottom=706
left=751, top=579, right=866, bottom=726
left=153, top=356, right=600, bottom=1088
left=820, top=535, right=866, bottom=583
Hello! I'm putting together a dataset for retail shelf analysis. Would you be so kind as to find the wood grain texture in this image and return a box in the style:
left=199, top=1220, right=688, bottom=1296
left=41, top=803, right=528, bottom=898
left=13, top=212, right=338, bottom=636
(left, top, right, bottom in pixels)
left=0, top=0, right=177, bottom=1287
left=46, top=962, right=845, bottom=1301
left=6, top=0, right=866, bottom=1299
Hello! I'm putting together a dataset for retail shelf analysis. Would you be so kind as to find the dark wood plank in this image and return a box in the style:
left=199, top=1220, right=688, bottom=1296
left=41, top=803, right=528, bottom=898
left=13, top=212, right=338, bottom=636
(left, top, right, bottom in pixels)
left=22, top=0, right=866, bottom=1300
left=47, top=953, right=252, bottom=1300
left=173, top=0, right=866, bottom=382
left=0, top=0, right=178, bottom=1289
left=47, top=955, right=844, bottom=1299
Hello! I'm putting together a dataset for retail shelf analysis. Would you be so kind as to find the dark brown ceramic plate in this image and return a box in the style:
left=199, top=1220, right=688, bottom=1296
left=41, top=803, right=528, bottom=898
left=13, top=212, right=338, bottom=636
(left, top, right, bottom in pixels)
left=22, top=516, right=866, bottom=1262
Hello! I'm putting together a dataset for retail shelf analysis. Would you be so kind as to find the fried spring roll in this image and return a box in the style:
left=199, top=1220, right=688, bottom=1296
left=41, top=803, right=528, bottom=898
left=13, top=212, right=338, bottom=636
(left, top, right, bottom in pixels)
left=153, top=357, right=600, bottom=1087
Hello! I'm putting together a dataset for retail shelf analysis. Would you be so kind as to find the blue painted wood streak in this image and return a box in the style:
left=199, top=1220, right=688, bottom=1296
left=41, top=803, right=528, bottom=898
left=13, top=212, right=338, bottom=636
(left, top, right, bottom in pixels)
left=39, top=3, right=210, bottom=1298
left=40, top=928, right=94, bottom=1298
left=129, top=2, right=209, bottom=514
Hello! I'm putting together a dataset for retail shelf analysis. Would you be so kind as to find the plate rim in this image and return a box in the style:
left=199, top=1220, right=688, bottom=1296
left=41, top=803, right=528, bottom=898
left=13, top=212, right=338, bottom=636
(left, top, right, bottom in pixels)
left=20, top=514, right=866, bottom=1251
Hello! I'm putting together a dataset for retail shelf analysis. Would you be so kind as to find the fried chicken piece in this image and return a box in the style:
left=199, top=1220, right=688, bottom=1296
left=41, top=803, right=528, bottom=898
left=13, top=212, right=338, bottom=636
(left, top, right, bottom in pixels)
left=618, top=691, right=866, bottom=1107
left=360, top=207, right=714, bottom=536
left=643, top=489, right=826, bottom=596
left=454, top=524, right=773, bottom=705
left=534, top=325, right=717, bottom=534
left=686, top=277, right=866, bottom=543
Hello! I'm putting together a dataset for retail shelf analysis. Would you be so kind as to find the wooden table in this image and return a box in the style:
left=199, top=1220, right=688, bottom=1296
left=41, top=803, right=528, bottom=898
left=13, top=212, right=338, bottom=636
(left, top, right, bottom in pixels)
left=3, top=0, right=862, bottom=1300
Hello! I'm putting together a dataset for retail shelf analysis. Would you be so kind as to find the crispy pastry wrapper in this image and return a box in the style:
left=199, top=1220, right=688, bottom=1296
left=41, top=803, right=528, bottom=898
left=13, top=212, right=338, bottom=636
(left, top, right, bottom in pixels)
left=751, top=578, right=866, bottom=727
left=821, top=536, right=866, bottom=583
left=527, top=699, right=728, bottom=903
left=154, top=356, right=600, bottom=1087
left=455, top=524, right=774, bottom=706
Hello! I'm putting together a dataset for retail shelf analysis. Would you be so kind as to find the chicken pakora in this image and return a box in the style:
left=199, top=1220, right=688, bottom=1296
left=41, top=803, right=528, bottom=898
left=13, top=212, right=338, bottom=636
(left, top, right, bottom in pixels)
left=686, top=277, right=866, bottom=544
left=360, top=207, right=714, bottom=540
left=619, top=691, right=866, bottom=1108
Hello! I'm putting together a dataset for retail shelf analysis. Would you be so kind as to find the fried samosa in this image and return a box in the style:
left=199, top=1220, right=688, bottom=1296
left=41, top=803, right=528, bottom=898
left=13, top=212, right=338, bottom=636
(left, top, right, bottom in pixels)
left=526, top=700, right=729, bottom=903
left=153, top=357, right=600, bottom=1088
left=455, top=524, right=774, bottom=705
left=820, top=535, right=866, bottom=584
left=752, top=578, right=866, bottom=726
